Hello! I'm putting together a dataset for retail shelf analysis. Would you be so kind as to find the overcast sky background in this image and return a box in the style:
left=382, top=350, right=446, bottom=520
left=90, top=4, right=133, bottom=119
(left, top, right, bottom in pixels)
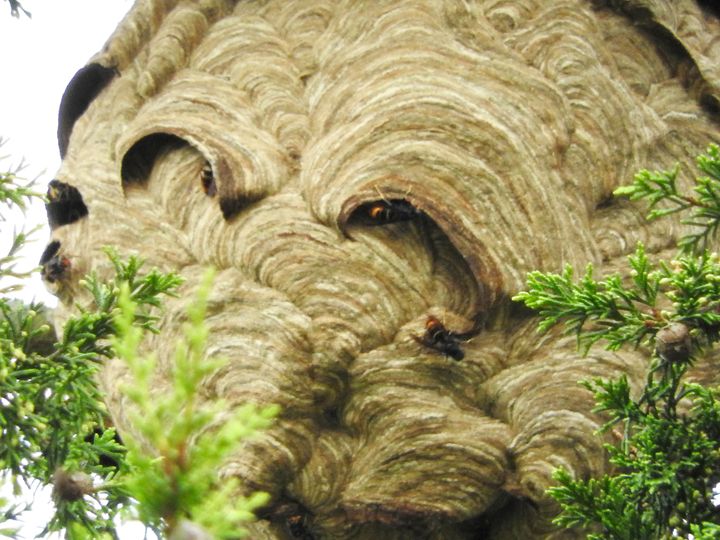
left=0, top=2, right=151, bottom=537
left=0, top=0, right=133, bottom=307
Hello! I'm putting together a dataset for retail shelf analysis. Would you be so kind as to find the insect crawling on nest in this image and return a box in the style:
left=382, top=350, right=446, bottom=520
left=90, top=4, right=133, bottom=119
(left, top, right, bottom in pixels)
left=42, top=256, right=71, bottom=284
left=415, top=315, right=466, bottom=361
left=356, top=199, right=422, bottom=226
left=39, top=240, right=71, bottom=284
left=269, top=502, right=316, bottom=539
left=286, top=512, right=314, bottom=539
left=200, top=162, right=217, bottom=197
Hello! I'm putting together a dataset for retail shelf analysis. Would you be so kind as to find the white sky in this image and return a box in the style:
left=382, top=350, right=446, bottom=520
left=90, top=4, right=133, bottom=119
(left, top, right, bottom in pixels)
left=0, top=2, right=148, bottom=537
left=0, top=0, right=133, bottom=307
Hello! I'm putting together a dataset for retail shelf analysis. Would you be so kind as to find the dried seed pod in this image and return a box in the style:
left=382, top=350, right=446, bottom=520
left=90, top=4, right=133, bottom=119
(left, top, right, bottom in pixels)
left=52, top=468, right=94, bottom=502
left=655, top=322, right=691, bottom=363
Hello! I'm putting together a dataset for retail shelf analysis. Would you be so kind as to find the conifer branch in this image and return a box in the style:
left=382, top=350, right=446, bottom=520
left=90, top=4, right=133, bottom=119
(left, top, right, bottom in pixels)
left=516, top=143, right=720, bottom=539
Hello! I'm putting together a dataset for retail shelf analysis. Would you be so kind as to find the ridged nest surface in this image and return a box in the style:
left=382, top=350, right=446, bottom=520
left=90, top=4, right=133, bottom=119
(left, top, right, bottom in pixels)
left=46, top=0, right=720, bottom=538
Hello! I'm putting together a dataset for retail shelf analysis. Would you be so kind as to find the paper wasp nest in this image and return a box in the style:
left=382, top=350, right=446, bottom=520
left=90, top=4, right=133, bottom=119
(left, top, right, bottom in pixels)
left=46, top=0, right=719, bottom=537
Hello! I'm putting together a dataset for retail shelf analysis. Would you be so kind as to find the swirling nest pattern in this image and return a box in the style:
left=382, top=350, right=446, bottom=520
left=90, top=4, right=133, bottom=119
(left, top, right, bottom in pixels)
left=48, top=0, right=720, bottom=538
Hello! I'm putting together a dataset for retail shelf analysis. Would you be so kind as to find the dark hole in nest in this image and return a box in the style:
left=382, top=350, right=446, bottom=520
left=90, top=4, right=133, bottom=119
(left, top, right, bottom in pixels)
left=700, top=94, right=720, bottom=118
left=595, top=193, right=616, bottom=210
left=121, top=133, right=187, bottom=186
left=698, top=0, right=720, bottom=18
left=219, top=193, right=264, bottom=221
left=39, top=240, right=61, bottom=265
left=58, top=63, right=117, bottom=158
left=122, top=134, right=260, bottom=221
left=46, top=180, right=89, bottom=230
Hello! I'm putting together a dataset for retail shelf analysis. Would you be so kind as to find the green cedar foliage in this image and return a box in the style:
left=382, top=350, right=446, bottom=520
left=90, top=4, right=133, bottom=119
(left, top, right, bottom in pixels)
left=514, top=145, right=720, bottom=539
left=40, top=250, right=183, bottom=538
left=0, top=167, right=42, bottom=293
left=614, top=144, right=720, bottom=254
left=0, top=167, right=276, bottom=538
left=2, top=241, right=182, bottom=536
left=113, top=269, right=278, bottom=539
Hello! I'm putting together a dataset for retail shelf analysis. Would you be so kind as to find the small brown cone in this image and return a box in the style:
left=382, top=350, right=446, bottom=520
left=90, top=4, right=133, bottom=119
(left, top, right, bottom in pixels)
left=655, top=322, right=691, bottom=363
